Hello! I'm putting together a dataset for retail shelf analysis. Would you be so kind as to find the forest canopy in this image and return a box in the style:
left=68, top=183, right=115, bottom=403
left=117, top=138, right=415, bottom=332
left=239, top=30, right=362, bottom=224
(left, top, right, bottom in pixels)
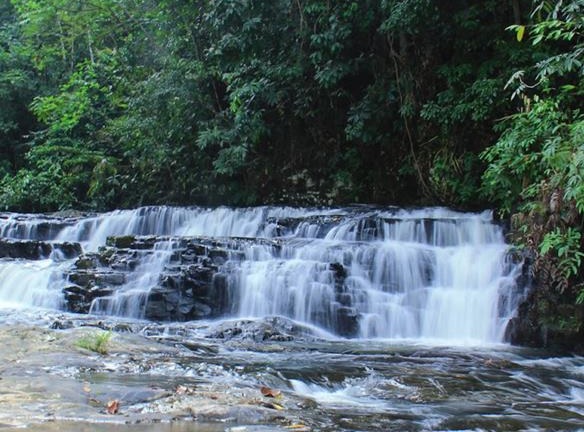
left=0, top=0, right=581, bottom=215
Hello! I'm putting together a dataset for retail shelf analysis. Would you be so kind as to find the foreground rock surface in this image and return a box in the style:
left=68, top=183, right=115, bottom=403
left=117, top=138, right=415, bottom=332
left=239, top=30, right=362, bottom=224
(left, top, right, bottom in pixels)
left=0, top=321, right=301, bottom=431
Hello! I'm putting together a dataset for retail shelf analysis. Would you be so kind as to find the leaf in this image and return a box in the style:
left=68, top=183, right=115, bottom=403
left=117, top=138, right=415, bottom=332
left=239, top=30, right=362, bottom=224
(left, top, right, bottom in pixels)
left=262, top=401, right=285, bottom=410
left=517, top=25, right=526, bottom=42
left=260, top=386, right=282, bottom=398
left=285, top=424, right=309, bottom=430
left=106, top=399, right=120, bottom=415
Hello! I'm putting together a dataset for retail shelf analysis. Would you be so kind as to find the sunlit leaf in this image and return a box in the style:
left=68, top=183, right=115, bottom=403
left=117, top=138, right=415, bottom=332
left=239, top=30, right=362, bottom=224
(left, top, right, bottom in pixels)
left=262, top=401, right=285, bottom=410
left=260, top=386, right=282, bottom=398
left=517, top=25, right=526, bottom=42
left=285, top=424, right=309, bottom=430
left=106, top=399, right=120, bottom=414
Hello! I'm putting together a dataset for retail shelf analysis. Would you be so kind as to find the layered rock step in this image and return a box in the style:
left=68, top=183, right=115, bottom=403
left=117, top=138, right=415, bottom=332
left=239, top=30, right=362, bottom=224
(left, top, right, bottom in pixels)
left=63, top=235, right=358, bottom=335
left=0, top=212, right=85, bottom=240
left=63, top=235, right=274, bottom=320
left=0, top=239, right=82, bottom=260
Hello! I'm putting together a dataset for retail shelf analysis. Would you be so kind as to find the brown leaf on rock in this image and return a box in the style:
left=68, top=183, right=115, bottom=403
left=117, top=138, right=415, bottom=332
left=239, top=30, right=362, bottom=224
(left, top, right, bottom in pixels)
left=106, top=399, right=120, bottom=414
left=260, top=386, right=281, bottom=398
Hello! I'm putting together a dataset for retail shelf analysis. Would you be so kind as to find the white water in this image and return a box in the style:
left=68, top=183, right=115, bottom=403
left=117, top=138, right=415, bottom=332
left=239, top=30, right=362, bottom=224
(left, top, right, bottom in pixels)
left=0, top=206, right=522, bottom=342
left=0, top=259, right=66, bottom=310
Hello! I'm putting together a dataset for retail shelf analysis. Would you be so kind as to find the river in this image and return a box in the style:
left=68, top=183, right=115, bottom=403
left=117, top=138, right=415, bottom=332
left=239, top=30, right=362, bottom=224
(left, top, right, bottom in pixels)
left=0, top=206, right=582, bottom=431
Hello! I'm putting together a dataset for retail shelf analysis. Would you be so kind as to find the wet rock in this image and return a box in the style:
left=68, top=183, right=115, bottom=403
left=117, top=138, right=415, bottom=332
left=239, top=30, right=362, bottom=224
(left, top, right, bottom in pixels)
left=75, top=255, right=99, bottom=270
left=54, top=242, right=83, bottom=259
left=0, top=239, right=81, bottom=260
left=144, top=285, right=216, bottom=322
left=67, top=271, right=95, bottom=287
left=64, top=286, right=89, bottom=313
left=265, top=214, right=348, bottom=237
left=106, top=235, right=136, bottom=249
left=333, top=306, right=359, bottom=337
left=504, top=248, right=584, bottom=354
left=0, top=213, right=81, bottom=240
left=98, top=272, right=126, bottom=285
left=205, top=317, right=314, bottom=342
left=49, top=319, right=74, bottom=330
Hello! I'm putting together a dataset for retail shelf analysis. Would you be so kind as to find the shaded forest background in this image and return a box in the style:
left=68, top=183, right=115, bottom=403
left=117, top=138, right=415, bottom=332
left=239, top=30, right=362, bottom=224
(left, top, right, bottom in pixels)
left=0, top=0, right=579, bottom=212
left=0, top=0, right=583, bottom=345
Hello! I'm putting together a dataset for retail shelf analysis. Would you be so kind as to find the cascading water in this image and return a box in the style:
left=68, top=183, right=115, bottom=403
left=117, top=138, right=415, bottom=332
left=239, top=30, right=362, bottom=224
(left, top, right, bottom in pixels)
left=0, top=206, right=522, bottom=343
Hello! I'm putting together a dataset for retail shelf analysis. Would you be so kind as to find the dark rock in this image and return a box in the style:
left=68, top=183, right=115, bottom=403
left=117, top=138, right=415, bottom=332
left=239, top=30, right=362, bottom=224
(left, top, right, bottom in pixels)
left=61, top=235, right=354, bottom=338
left=52, top=242, right=83, bottom=259
left=49, top=319, right=74, bottom=329
left=68, top=271, right=96, bottom=287
left=0, top=239, right=81, bottom=260
left=334, top=306, right=359, bottom=337
left=330, top=262, right=347, bottom=280
left=505, top=248, right=584, bottom=355
left=180, top=341, right=219, bottom=354
left=63, top=285, right=91, bottom=313
left=106, top=235, right=136, bottom=249
left=208, top=248, right=229, bottom=264
left=205, top=317, right=307, bottom=342
left=97, top=272, right=126, bottom=285
left=89, top=285, right=114, bottom=298
left=75, top=255, right=98, bottom=270
left=265, top=214, right=348, bottom=238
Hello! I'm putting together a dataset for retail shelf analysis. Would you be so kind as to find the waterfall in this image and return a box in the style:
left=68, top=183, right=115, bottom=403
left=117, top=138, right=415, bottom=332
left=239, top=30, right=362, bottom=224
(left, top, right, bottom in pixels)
left=0, top=206, right=522, bottom=342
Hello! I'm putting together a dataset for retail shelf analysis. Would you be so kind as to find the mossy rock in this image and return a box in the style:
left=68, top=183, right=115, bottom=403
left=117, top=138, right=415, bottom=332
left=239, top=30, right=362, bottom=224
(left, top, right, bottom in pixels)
left=75, top=256, right=98, bottom=270
left=106, top=235, right=136, bottom=249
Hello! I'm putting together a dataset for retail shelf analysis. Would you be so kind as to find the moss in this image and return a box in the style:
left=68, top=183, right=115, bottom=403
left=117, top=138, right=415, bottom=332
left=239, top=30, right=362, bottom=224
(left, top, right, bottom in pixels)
left=106, top=236, right=135, bottom=249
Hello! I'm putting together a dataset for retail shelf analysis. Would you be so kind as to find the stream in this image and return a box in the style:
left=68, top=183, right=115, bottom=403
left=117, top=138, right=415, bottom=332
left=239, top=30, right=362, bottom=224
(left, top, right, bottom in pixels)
left=0, top=206, right=583, bottom=431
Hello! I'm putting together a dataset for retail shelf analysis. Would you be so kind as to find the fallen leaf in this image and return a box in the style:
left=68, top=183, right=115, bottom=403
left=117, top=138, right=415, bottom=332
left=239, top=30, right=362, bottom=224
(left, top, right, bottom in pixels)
left=106, top=399, right=120, bottom=414
left=260, top=386, right=281, bottom=398
left=262, top=401, right=285, bottom=410
left=285, top=423, right=309, bottom=430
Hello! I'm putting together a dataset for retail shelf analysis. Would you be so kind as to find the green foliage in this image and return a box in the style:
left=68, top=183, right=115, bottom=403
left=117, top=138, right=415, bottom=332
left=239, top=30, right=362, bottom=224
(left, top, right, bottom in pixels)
left=75, top=330, right=112, bottom=355
left=482, top=0, right=583, bottom=215
left=429, top=151, right=482, bottom=206
left=540, top=228, right=584, bottom=279
left=0, top=134, right=116, bottom=211
left=0, top=0, right=37, bottom=173
left=481, top=98, right=566, bottom=215
left=0, top=0, right=572, bottom=213
left=481, top=0, right=584, bottom=314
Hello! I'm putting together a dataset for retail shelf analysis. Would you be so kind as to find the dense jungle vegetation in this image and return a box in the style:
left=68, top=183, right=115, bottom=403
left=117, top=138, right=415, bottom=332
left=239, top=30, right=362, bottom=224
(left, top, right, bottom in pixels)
left=0, top=0, right=583, bottom=340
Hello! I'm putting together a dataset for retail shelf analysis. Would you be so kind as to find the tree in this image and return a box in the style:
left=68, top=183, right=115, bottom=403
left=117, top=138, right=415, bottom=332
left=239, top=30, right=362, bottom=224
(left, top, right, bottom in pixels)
left=481, top=0, right=584, bottom=340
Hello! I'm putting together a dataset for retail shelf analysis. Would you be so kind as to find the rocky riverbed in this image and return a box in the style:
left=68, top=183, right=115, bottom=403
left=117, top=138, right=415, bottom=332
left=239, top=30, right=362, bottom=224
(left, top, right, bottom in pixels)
left=1, top=308, right=583, bottom=431
left=1, top=206, right=583, bottom=430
